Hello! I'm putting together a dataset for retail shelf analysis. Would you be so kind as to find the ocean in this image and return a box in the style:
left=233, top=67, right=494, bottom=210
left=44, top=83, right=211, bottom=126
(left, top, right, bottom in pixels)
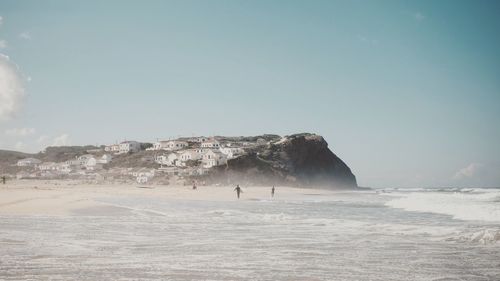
left=1, top=187, right=499, bottom=280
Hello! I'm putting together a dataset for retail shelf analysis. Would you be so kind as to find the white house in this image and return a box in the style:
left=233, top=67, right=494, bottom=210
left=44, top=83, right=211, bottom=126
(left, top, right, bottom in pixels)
left=154, top=154, right=164, bottom=163
left=179, top=150, right=202, bottom=162
left=152, top=140, right=169, bottom=150
left=194, top=148, right=208, bottom=154
left=104, top=144, right=120, bottom=152
left=201, top=139, right=220, bottom=148
left=85, top=157, right=95, bottom=170
left=152, top=140, right=189, bottom=151
left=17, top=158, right=42, bottom=167
left=167, top=153, right=180, bottom=166
left=97, top=154, right=112, bottom=164
left=58, top=163, right=73, bottom=174
left=119, top=141, right=141, bottom=154
left=219, top=147, right=244, bottom=159
left=77, top=154, right=94, bottom=165
left=65, top=159, right=82, bottom=166
left=132, top=168, right=155, bottom=183
left=202, top=150, right=227, bottom=168
left=190, top=136, right=207, bottom=143
left=85, top=157, right=103, bottom=171
left=166, top=140, right=188, bottom=151
left=183, top=136, right=209, bottom=143
left=155, top=152, right=179, bottom=167
left=38, top=162, right=57, bottom=171
left=53, top=162, right=65, bottom=172
left=136, top=175, right=149, bottom=184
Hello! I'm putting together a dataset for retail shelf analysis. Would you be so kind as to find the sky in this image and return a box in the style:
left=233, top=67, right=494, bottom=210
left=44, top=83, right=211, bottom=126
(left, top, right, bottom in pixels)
left=0, top=0, right=499, bottom=188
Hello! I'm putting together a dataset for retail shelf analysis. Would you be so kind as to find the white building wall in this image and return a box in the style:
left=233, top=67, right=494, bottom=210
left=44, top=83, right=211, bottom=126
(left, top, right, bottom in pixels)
left=201, top=140, right=220, bottom=148
left=16, top=158, right=42, bottom=167
left=119, top=141, right=141, bottom=153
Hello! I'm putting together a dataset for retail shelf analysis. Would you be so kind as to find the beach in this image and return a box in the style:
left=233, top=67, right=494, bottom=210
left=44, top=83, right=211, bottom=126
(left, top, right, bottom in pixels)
left=1, top=180, right=499, bottom=280
left=0, top=180, right=324, bottom=216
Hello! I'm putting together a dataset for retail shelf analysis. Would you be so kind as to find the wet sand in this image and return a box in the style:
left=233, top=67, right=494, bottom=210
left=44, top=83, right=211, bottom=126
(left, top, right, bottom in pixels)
left=0, top=179, right=331, bottom=216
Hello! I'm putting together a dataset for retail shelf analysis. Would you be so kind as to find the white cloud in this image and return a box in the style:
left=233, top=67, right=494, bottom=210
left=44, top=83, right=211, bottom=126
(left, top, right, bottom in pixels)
left=52, top=133, right=70, bottom=146
left=19, top=32, right=31, bottom=40
left=453, top=163, right=484, bottom=180
left=0, top=40, right=6, bottom=49
left=37, top=135, right=49, bottom=143
left=0, top=16, right=3, bottom=26
left=451, top=162, right=500, bottom=187
left=0, top=54, right=25, bottom=120
left=5, top=127, right=36, bottom=137
left=414, top=12, right=426, bottom=21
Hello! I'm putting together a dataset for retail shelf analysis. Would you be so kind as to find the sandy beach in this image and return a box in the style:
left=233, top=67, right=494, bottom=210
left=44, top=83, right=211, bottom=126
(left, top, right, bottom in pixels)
left=0, top=180, right=331, bottom=216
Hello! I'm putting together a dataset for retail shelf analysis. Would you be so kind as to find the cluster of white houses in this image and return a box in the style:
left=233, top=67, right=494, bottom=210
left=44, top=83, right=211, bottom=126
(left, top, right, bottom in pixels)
left=15, top=136, right=265, bottom=183
left=149, top=138, right=245, bottom=169
left=16, top=154, right=113, bottom=177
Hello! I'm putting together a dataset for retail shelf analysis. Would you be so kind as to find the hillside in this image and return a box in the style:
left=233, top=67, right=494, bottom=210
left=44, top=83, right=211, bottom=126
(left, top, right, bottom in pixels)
left=0, top=134, right=357, bottom=189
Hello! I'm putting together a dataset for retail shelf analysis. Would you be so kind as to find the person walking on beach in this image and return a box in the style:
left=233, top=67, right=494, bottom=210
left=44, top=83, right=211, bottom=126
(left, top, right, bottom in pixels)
left=192, top=181, right=197, bottom=190
left=271, top=186, right=275, bottom=198
left=234, top=185, right=243, bottom=199
left=1, top=176, right=5, bottom=184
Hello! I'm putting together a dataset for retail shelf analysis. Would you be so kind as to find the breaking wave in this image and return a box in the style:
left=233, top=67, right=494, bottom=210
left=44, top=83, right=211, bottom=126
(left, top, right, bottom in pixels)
left=384, top=188, right=500, bottom=222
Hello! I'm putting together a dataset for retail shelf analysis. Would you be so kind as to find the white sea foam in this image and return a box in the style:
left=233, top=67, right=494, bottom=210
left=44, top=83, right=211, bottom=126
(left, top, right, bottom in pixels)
left=384, top=188, right=500, bottom=222
left=446, top=229, right=500, bottom=244
left=2, top=188, right=500, bottom=280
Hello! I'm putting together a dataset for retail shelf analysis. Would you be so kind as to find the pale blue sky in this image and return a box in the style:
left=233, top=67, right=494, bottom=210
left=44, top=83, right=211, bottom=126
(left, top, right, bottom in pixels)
left=1, top=0, right=499, bottom=187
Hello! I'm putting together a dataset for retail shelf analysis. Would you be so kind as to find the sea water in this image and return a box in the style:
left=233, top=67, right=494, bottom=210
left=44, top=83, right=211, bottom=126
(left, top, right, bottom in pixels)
left=1, top=187, right=499, bottom=280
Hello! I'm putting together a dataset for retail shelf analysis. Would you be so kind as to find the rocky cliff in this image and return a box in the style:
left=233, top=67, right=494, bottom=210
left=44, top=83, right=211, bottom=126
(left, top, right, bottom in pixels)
left=209, top=133, right=357, bottom=189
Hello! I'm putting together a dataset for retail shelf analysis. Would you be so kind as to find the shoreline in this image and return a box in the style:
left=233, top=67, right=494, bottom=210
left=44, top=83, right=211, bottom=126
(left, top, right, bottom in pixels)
left=0, top=179, right=340, bottom=216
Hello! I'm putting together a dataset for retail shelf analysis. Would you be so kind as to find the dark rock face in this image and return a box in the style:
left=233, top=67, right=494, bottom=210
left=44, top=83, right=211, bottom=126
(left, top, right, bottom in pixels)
left=210, top=133, right=357, bottom=189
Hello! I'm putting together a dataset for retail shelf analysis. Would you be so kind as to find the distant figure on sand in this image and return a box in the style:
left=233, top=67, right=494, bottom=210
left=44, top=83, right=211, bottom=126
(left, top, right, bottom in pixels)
left=271, top=186, right=275, bottom=197
left=192, top=181, right=197, bottom=190
left=1, top=176, right=5, bottom=184
left=234, top=185, right=243, bottom=199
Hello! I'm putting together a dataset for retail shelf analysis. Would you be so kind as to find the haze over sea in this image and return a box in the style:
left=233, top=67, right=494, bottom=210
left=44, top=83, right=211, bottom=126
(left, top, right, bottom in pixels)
left=1, top=184, right=499, bottom=281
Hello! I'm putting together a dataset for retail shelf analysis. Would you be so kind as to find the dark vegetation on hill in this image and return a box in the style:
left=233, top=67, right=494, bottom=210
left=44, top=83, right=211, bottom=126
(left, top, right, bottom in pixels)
left=105, top=150, right=158, bottom=169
